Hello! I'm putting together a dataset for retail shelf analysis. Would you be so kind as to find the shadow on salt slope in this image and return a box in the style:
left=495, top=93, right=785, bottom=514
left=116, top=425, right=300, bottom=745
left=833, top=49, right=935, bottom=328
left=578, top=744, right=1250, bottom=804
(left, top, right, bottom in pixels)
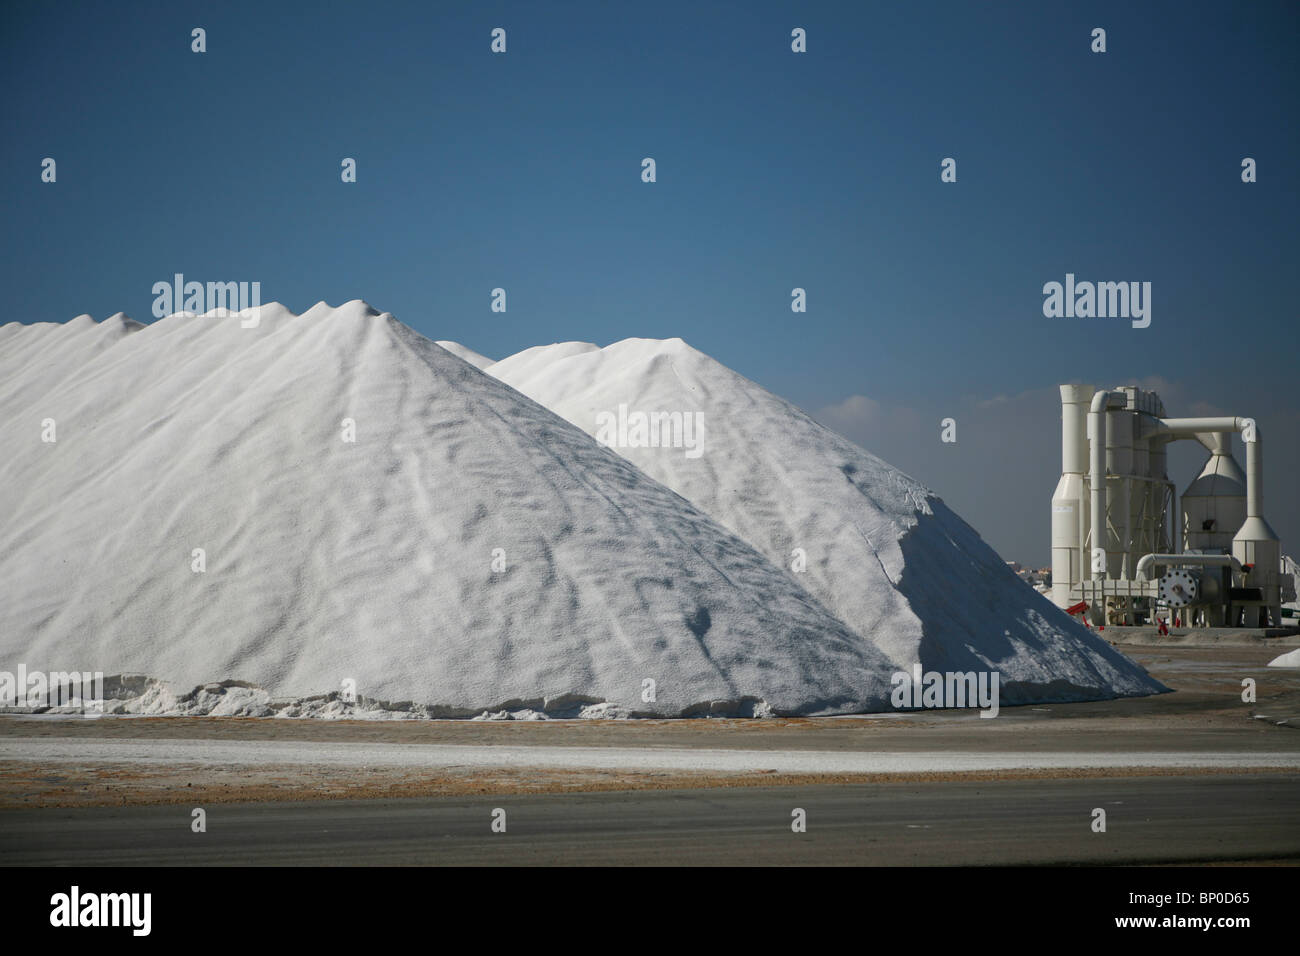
left=896, top=498, right=1168, bottom=706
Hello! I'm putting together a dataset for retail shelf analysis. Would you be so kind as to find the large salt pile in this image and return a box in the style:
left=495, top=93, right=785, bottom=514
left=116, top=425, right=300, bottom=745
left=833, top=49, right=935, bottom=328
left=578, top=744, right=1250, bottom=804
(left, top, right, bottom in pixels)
left=0, top=304, right=899, bottom=717
left=487, top=337, right=1165, bottom=704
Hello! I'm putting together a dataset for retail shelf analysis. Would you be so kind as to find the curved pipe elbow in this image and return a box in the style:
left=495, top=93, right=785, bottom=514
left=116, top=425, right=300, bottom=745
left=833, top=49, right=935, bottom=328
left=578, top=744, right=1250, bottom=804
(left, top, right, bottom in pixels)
left=1135, top=553, right=1243, bottom=580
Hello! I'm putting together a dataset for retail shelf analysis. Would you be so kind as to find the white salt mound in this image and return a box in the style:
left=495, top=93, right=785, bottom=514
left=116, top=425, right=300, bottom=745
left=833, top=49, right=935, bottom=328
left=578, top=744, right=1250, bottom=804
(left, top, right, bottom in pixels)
left=0, top=303, right=901, bottom=717
left=434, top=340, right=494, bottom=370
left=487, top=337, right=1165, bottom=705
left=1267, top=648, right=1300, bottom=668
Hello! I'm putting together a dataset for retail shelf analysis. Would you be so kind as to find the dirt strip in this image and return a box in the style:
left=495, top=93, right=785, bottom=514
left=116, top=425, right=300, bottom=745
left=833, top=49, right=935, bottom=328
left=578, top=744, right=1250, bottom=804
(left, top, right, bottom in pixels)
left=1, top=644, right=1296, bottom=808
left=4, top=759, right=1298, bottom=809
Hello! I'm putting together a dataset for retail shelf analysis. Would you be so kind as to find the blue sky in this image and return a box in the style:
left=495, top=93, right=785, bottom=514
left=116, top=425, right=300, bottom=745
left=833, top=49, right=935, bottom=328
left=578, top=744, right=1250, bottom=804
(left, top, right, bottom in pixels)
left=3, top=0, right=1296, bottom=564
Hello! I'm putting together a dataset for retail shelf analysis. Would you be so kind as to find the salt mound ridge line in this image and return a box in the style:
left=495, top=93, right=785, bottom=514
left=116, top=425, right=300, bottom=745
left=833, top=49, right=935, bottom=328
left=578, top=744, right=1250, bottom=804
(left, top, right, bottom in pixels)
left=486, top=337, right=1166, bottom=705
left=0, top=302, right=900, bottom=718
left=434, top=340, right=494, bottom=370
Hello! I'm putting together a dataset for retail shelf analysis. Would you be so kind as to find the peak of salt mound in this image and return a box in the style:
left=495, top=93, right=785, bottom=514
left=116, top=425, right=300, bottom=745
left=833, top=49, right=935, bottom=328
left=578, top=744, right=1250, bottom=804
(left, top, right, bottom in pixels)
left=490, top=341, right=599, bottom=373
left=489, top=337, right=1166, bottom=705
left=0, top=308, right=897, bottom=717
left=435, top=341, right=495, bottom=370
left=334, top=298, right=385, bottom=318
left=139, top=301, right=381, bottom=326
left=44, top=312, right=143, bottom=334
left=102, top=311, right=144, bottom=330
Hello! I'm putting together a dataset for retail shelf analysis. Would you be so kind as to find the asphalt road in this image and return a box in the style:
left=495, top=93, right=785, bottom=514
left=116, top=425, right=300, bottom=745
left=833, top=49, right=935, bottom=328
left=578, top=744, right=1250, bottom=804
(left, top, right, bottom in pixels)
left=4, top=774, right=1297, bottom=866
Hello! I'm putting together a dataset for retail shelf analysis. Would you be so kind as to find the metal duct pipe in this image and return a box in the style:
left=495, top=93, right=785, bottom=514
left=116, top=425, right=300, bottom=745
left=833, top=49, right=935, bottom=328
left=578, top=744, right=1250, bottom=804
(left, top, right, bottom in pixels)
left=1087, top=390, right=1123, bottom=580
left=1245, top=428, right=1262, bottom=519
left=1159, top=416, right=1248, bottom=434
left=1060, top=386, right=1091, bottom=475
left=1110, top=402, right=1134, bottom=576
left=1146, top=423, right=1170, bottom=553
left=1154, top=416, right=1261, bottom=519
left=1135, top=553, right=1242, bottom=580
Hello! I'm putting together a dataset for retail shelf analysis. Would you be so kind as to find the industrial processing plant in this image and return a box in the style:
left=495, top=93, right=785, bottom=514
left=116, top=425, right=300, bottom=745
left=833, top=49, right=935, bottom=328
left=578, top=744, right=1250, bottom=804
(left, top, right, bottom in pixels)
left=1051, top=385, right=1295, bottom=630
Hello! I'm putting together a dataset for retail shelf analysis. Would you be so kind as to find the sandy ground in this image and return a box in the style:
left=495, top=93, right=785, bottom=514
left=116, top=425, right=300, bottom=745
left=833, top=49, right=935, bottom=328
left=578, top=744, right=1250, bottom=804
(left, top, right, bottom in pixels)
left=1, top=643, right=1296, bottom=808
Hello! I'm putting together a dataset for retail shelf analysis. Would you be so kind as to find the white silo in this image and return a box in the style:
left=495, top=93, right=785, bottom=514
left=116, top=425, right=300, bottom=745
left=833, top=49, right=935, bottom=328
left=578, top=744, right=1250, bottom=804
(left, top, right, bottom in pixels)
left=1051, top=384, right=1094, bottom=607
left=1180, top=433, right=1247, bottom=553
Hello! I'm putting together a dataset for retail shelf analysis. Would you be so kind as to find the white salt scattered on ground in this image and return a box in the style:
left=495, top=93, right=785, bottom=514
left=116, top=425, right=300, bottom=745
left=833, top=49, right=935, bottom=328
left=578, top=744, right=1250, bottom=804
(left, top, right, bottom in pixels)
left=8, top=738, right=1294, bottom=774
left=1268, top=648, right=1300, bottom=668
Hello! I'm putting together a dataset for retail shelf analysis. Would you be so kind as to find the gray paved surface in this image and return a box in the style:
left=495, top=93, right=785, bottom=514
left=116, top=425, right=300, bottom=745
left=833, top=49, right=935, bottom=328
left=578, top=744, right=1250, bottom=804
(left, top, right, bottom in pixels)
left=3, top=774, right=1297, bottom=866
